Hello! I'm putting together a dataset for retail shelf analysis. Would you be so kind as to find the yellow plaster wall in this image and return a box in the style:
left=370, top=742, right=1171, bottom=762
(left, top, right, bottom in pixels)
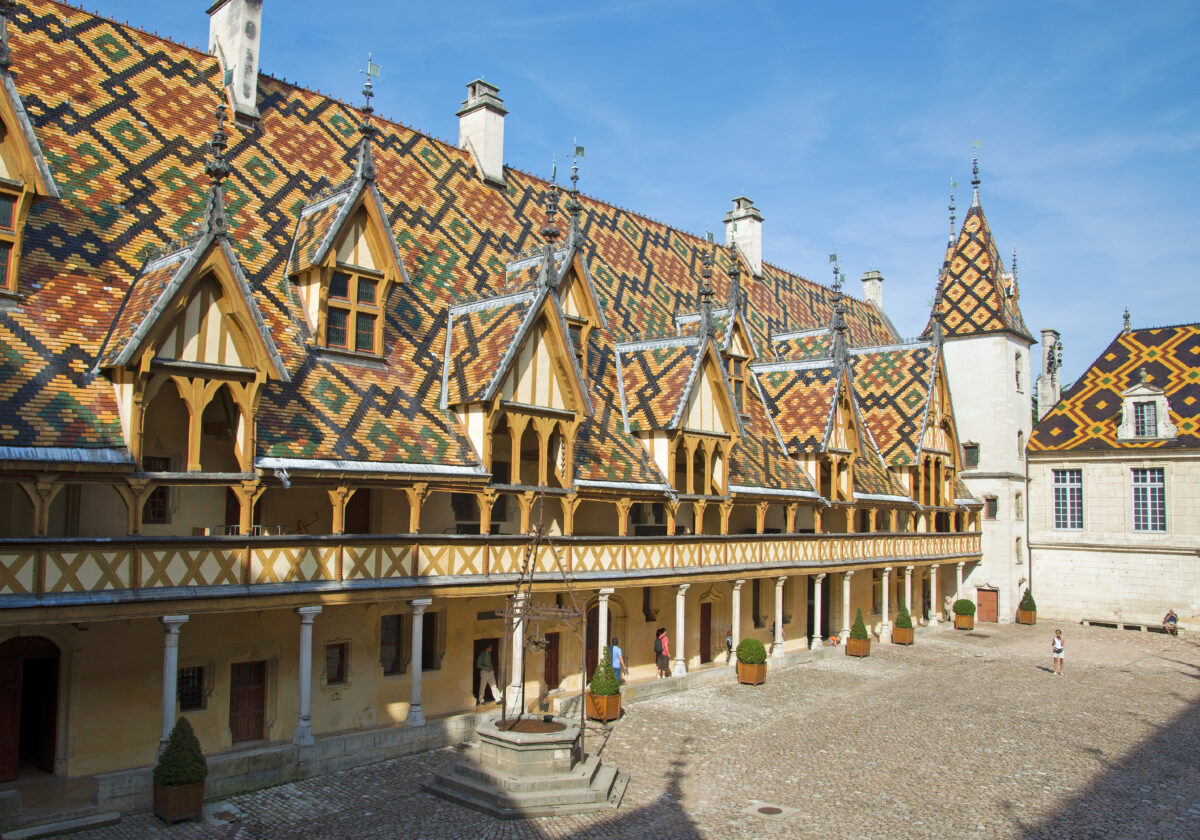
left=501, top=321, right=569, bottom=410
left=259, top=487, right=332, bottom=535
left=684, top=364, right=726, bottom=433
left=140, top=486, right=228, bottom=538
left=75, top=483, right=127, bottom=537
left=334, top=212, right=379, bottom=271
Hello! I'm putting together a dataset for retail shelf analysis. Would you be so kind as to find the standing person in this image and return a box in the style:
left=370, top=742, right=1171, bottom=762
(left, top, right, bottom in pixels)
left=653, top=627, right=669, bottom=678
left=610, top=636, right=626, bottom=682
left=476, top=643, right=501, bottom=704
left=1051, top=629, right=1064, bottom=676
left=725, top=629, right=734, bottom=663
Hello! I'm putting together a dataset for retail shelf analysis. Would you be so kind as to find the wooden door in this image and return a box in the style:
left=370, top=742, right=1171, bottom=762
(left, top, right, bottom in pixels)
left=0, top=657, right=20, bottom=781
left=24, top=658, right=57, bottom=772
left=229, top=661, right=266, bottom=743
left=699, top=602, right=712, bottom=663
left=977, top=589, right=998, bottom=623
left=544, top=632, right=560, bottom=690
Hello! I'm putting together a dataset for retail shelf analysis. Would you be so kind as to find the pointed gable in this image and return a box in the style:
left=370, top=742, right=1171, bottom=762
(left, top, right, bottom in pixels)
left=287, top=178, right=406, bottom=284
left=0, top=68, right=58, bottom=199
left=753, top=360, right=839, bottom=454
left=617, top=336, right=740, bottom=437
left=924, top=198, right=1031, bottom=341
left=850, top=342, right=936, bottom=468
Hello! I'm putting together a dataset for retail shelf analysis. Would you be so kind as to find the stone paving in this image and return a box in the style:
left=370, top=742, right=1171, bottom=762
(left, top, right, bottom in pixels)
left=69, top=623, right=1200, bottom=839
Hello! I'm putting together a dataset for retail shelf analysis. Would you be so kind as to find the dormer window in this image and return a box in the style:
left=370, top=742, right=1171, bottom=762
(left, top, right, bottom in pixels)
left=0, top=192, right=13, bottom=288
left=1133, top=401, right=1156, bottom=438
left=728, top=356, right=745, bottom=412
left=1116, top=372, right=1176, bottom=442
left=325, top=269, right=382, bottom=355
left=566, top=318, right=585, bottom=365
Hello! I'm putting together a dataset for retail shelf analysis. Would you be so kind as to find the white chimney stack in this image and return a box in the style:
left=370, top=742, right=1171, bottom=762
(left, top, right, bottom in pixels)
left=457, top=79, right=507, bottom=186
left=208, top=0, right=263, bottom=121
left=724, top=196, right=763, bottom=277
left=860, top=269, right=884, bottom=309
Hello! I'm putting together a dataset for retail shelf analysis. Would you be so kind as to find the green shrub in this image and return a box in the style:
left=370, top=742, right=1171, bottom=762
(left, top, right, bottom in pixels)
left=589, top=650, right=620, bottom=696
left=953, top=598, right=976, bottom=616
left=735, top=637, right=767, bottom=665
left=1019, top=588, right=1037, bottom=612
left=894, top=601, right=913, bottom=630
left=153, top=717, right=207, bottom=786
left=850, top=608, right=869, bottom=641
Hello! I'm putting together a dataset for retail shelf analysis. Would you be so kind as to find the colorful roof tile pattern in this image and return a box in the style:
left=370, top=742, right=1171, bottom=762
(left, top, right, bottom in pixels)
left=442, top=292, right=536, bottom=406
left=729, top=375, right=815, bottom=495
left=616, top=337, right=701, bottom=432
left=850, top=343, right=936, bottom=468
left=924, top=199, right=1032, bottom=341
left=772, top=327, right=831, bottom=362
left=0, top=0, right=912, bottom=494
left=752, top=363, right=839, bottom=454
left=1030, top=323, right=1200, bottom=452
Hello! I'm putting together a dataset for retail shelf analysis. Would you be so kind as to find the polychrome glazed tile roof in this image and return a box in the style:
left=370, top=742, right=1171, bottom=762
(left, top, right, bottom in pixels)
left=0, top=0, right=906, bottom=490
left=850, top=343, right=936, bottom=468
left=730, top=378, right=816, bottom=494
left=772, top=328, right=831, bottom=362
left=1030, top=323, right=1200, bottom=452
left=924, top=197, right=1032, bottom=341
left=443, top=292, right=536, bottom=406
left=752, top=363, right=839, bottom=454
left=616, top=337, right=700, bottom=432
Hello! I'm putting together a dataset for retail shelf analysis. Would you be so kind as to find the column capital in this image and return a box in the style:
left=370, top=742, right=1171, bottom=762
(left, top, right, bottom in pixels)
left=296, top=605, right=323, bottom=623
left=843, top=569, right=854, bottom=579
left=776, top=575, right=787, bottom=587
left=161, top=615, right=189, bottom=633
left=732, top=578, right=746, bottom=591
left=905, top=565, right=915, bottom=572
left=814, top=572, right=826, bottom=582
left=956, top=561, right=966, bottom=570
left=882, top=566, right=892, bottom=575
left=676, top=583, right=690, bottom=594
left=410, top=597, right=433, bottom=615
left=598, top=587, right=615, bottom=598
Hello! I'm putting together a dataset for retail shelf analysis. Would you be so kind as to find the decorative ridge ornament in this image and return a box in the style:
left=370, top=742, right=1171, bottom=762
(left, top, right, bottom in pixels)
left=970, top=141, right=981, bottom=207
left=565, top=141, right=584, bottom=228
left=203, top=104, right=231, bottom=236
left=1123, top=306, right=1131, bottom=334
left=0, top=0, right=15, bottom=69
left=356, top=54, right=380, bottom=181
left=948, top=180, right=957, bottom=242
left=698, top=246, right=716, bottom=339
left=726, top=244, right=743, bottom=313
left=537, top=164, right=561, bottom=289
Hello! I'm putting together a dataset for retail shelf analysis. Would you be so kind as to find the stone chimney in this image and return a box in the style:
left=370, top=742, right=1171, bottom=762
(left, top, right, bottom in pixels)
left=724, top=196, right=763, bottom=277
left=457, top=79, right=507, bottom=186
left=208, top=0, right=263, bottom=122
left=1037, top=327, right=1061, bottom=420
left=860, top=269, right=884, bottom=309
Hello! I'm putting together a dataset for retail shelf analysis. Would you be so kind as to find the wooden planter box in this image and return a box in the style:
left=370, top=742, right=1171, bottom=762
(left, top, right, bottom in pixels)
left=1016, top=609, right=1037, bottom=625
left=585, top=692, right=622, bottom=723
left=153, top=779, right=204, bottom=824
left=736, top=661, right=767, bottom=685
left=892, top=626, right=914, bottom=645
left=954, top=614, right=975, bottom=630
left=846, top=637, right=871, bottom=657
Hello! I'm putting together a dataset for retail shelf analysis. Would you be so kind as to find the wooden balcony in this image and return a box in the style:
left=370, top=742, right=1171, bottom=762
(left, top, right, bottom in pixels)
left=0, top=531, right=980, bottom=611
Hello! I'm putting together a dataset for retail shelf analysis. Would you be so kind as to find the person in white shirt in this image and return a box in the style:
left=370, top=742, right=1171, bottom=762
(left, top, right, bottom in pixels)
left=610, top=636, right=626, bottom=682
left=1051, top=629, right=1064, bottom=676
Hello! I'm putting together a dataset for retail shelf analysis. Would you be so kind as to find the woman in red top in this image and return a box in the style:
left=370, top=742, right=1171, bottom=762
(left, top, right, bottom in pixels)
left=654, top=627, right=670, bottom=678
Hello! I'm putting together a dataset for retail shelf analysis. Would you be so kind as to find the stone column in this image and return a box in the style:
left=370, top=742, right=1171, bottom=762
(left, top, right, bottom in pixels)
left=597, top=588, right=614, bottom=664
left=160, top=615, right=189, bottom=750
left=672, top=584, right=690, bottom=676
left=904, top=565, right=914, bottom=615
left=772, top=576, right=786, bottom=658
left=811, top=573, right=826, bottom=649
left=730, top=579, right=745, bottom=664
left=506, top=593, right=526, bottom=716
left=881, top=566, right=892, bottom=637
left=840, top=570, right=854, bottom=640
left=293, top=606, right=322, bottom=746
left=928, top=564, right=940, bottom=625
left=407, top=599, right=432, bottom=726
left=955, top=561, right=965, bottom=601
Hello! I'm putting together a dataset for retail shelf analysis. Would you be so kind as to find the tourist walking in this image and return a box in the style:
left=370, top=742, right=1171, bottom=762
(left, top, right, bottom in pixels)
left=476, top=643, right=501, bottom=704
left=610, top=636, right=626, bottom=682
left=653, top=627, right=669, bottom=678
left=1051, top=629, right=1064, bottom=675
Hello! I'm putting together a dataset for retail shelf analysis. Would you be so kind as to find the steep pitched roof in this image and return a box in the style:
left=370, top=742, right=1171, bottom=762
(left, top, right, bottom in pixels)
left=772, top=327, right=831, bottom=362
left=1030, top=323, right=1200, bottom=452
left=752, top=361, right=840, bottom=454
left=442, top=291, right=537, bottom=406
left=729, top=375, right=816, bottom=496
left=616, top=336, right=700, bottom=432
left=850, top=342, right=937, bottom=468
left=923, top=197, right=1032, bottom=342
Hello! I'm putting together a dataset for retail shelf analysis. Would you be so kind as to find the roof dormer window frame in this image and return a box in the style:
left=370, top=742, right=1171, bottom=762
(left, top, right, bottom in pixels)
left=320, top=262, right=387, bottom=358
left=0, top=180, right=31, bottom=299
left=1116, top=378, right=1176, bottom=442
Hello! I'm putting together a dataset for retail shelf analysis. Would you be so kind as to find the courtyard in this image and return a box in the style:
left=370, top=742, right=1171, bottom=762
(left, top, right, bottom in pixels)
left=68, top=623, right=1200, bottom=840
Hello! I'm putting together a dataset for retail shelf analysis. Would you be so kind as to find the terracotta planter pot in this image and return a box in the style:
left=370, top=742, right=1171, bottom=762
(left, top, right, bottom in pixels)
left=892, top=626, right=914, bottom=645
left=1017, top=609, right=1037, bottom=625
left=846, top=637, right=871, bottom=657
left=153, top=779, right=204, bottom=824
left=954, top=614, right=975, bottom=630
left=736, top=661, right=767, bottom=685
left=585, top=691, right=621, bottom=723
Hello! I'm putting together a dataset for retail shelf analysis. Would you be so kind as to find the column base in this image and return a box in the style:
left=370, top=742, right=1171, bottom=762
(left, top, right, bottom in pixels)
left=293, top=720, right=315, bottom=747
left=406, top=706, right=426, bottom=727
left=879, top=623, right=891, bottom=640
left=840, top=629, right=850, bottom=642
left=927, top=616, right=939, bottom=626
left=671, top=659, right=687, bottom=677
left=770, top=642, right=786, bottom=658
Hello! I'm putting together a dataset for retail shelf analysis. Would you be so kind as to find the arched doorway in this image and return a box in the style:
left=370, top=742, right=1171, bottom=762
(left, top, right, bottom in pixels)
left=0, top=636, right=59, bottom=780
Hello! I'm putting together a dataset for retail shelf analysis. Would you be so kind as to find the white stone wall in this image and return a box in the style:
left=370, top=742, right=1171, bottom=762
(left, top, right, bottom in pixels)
left=941, top=332, right=1034, bottom=621
left=1028, top=452, right=1200, bottom=624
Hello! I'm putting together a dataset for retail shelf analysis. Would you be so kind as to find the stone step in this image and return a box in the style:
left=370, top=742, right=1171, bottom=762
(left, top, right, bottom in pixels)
left=423, top=758, right=625, bottom=820
left=0, top=811, right=121, bottom=840
left=429, top=767, right=610, bottom=809
left=454, top=755, right=599, bottom=793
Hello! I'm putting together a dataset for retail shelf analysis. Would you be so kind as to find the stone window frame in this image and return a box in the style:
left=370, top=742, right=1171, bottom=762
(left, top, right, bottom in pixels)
left=322, top=639, right=351, bottom=688
left=1131, top=467, right=1166, bottom=533
left=1052, top=468, right=1083, bottom=530
left=984, top=496, right=998, bottom=520
left=962, top=442, right=980, bottom=469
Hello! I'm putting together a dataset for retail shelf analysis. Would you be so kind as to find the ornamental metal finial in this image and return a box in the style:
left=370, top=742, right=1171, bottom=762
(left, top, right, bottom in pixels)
left=204, top=104, right=230, bottom=186
left=565, top=141, right=584, bottom=223
left=949, top=180, right=957, bottom=239
left=698, top=247, right=716, bottom=339
left=356, top=54, right=380, bottom=181
left=0, top=0, right=16, bottom=69
left=829, top=251, right=841, bottom=296
left=541, top=170, right=560, bottom=248
left=970, top=141, right=981, bottom=204
left=1123, top=306, right=1131, bottom=334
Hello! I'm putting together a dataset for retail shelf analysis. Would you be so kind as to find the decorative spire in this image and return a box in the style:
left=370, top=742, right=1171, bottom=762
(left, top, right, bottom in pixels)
left=698, top=247, right=716, bottom=339
left=970, top=141, right=981, bottom=207
left=537, top=165, right=561, bottom=289
left=202, top=104, right=231, bottom=236
left=726, top=245, right=742, bottom=312
left=0, top=0, right=16, bottom=69
left=356, top=54, right=380, bottom=181
left=829, top=251, right=842, bottom=297
left=1008, top=247, right=1018, bottom=297
left=565, top=141, right=584, bottom=229
left=831, top=296, right=849, bottom=362
left=1123, top=306, right=1131, bottom=334
left=948, top=180, right=957, bottom=240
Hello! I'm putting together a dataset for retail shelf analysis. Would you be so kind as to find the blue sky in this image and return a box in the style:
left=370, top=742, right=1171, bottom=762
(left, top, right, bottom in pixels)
left=99, top=1, right=1200, bottom=386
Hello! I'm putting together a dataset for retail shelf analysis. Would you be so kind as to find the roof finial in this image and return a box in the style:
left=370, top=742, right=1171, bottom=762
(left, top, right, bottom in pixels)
left=726, top=245, right=742, bottom=311
left=565, top=141, right=584, bottom=227
left=829, top=251, right=842, bottom=297
left=1009, top=247, right=1018, bottom=297
left=698, top=246, right=716, bottom=339
left=0, top=0, right=16, bottom=69
left=948, top=179, right=957, bottom=240
left=970, top=140, right=981, bottom=206
left=356, top=54, right=380, bottom=181
left=202, top=103, right=231, bottom=236
left=541, top=165, right=560, bottom=248
left=1139, top=366, right=1148, bottom=384
left=1123, top=306, right=1131, bottom=334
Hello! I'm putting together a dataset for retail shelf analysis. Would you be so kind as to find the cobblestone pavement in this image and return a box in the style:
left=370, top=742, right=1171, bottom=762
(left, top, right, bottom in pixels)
left=72, top=624, right=1200, bottom=840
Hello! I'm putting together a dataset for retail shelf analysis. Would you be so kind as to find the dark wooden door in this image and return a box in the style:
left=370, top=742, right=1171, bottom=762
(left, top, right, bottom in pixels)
left=229, top=661, right=266, bottom=743
left=544, top=632, right=560, bottom=690
left=345, top=489, right=371, bottom=534
left=699, top=602, right=712, bottom=663
left=977, top=589, right=998, bottom=623
left=0, top=657, right=20, bottom=781
left=23, top=658, right=57, bottom=772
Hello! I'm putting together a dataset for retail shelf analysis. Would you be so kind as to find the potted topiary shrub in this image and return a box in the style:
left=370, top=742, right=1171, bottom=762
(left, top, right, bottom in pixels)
left=892, top=601, right=914, bottom=645
left=846, top=608, right=871, bottom=657
left=953, top=598, right=976, bottom=630
left=1017, top=588, right=1037, bottom=625
left=585, top=650, right=622, bottom=723
left=153, top=717, right=207, bottom=824
left=735, top=637, right=768, bottom=685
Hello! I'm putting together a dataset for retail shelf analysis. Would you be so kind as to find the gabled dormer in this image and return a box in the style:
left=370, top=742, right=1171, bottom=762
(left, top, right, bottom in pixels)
left=821, top=368, right=860, bottom=502
left=0, top=42, right=60, bottom=298
left=555, top=243, right=606, bottom=372
left=286, top=89, right=407, bottom=358
left=1116, top=368, right=1177, bottom=442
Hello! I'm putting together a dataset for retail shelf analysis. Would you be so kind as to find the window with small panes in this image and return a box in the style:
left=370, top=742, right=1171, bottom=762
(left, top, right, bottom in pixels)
left=325, top=270, right=382, bottom=354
